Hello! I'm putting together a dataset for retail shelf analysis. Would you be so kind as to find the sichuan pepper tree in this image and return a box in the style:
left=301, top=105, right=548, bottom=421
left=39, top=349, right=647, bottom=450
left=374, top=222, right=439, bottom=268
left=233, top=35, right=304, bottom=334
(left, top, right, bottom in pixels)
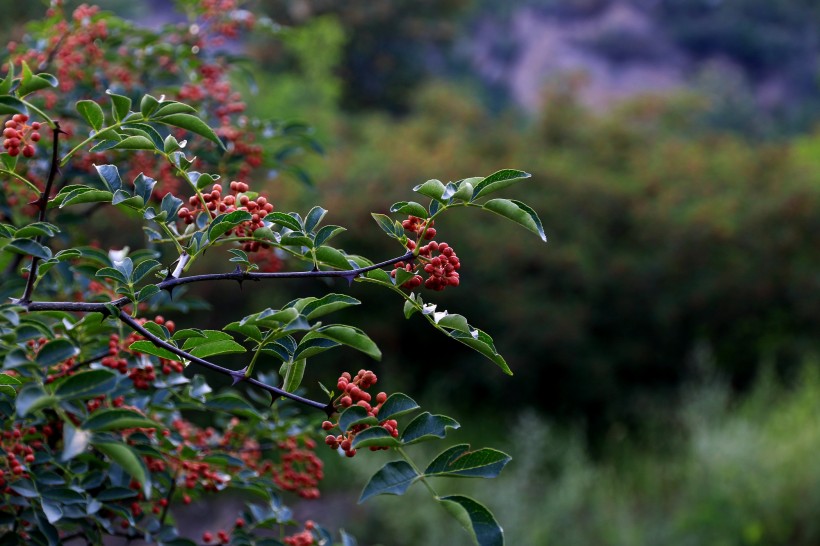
left=0, top=3, right=546, bottom=545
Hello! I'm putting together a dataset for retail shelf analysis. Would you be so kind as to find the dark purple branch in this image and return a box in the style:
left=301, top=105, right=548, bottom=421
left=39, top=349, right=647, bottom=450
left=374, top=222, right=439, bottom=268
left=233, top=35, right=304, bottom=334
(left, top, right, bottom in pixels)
left=118, top=311, right=333, bottom=415
left=19, top=122, right=63, bottom=304
left=23, top=250, right=414, bottom=313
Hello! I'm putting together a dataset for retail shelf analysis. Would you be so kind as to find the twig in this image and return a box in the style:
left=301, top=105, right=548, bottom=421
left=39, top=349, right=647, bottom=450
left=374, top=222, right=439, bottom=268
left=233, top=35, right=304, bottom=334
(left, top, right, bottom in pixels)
left=18, top=122, right=63, bottom=304
left=118, top=311, right=333, bottom=415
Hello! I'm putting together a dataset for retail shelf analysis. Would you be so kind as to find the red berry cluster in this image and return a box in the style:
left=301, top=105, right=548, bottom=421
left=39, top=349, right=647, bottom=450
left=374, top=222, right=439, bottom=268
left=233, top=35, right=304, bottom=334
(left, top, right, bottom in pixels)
left=391, top=240, right=461, bottom=291
left=178, top=182, right=274, bottom=253
left=402, top=215, right=437, bottom=240
left=3, top=114, right=40, bottom=158
left=284, top=520, right=317, bottom=546
left=263, top=437, right=323, bottom=499
left=101, top=316, right=184, bottom=388
left=322, top=371, right=397, bottom=457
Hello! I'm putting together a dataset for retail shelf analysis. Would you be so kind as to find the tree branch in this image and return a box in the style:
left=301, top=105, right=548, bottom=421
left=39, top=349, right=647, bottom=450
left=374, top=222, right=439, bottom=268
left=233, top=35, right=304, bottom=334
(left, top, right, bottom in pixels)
left=118, top=311, right=333, bottom=415
left=19, top=122, right=63, bottom=304
left=22, top=250, right=414, bottom=313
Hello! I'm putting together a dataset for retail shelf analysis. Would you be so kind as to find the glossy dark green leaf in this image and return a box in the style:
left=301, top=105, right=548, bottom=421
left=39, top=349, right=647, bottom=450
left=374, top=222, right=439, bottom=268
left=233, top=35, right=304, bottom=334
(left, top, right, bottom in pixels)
left=413, top=179, right=447, bottom=202
left=82, top=409, right=160, bottom=432
left=94, top=164, right=122, bottom=192
left=471, top=169, right=531, bottom=200
left=129, top=340, right=180, bottom=361
left=106, top=90, right=131, bottom=122
left=57, top=187, right=114, bottom=208
left=76, top=100, right=105, bottom=131
left=112, top=135, right=154, bottom=151
left=314, top=245, right=353, bottom=270
left=5, top=238, right=52, bottom=260
left=41, top=500, right=62, bottom=524
left=182, top=330, right=246, bottom=358
left=282, top=358, right=306, bottom=393
left=301, top=294, right=360, bottom=320
left=293, top=338, right=340, bottom=360
left=18, top=62, right=57, bottom=97
left=61, top=424, right=90, bottom=461
left=207, top=211, right=252, bottom=243
left=314, top=225, right=346, bottom=247
left=266, top=212, right=302, bottom=231
left=378, top=393, right=420, bottom=421
left=371, top=213, right=403, bottom=239
left=0, top=95, right=28, bottom=116
left=482, top=198, right=546, bottom=242
left=92, top=441, right=149, bottom=495
left=16, top=383, right=56, bottom=416
left=95, top=487, right=138, bottom=501
left=155, top=113, right=224, bottom=148
left=338, top=405, right=379, bottom=432
left=154, top=101, right=197, bottom=117
left=14, top=222, right=60, bottom=238
left=53, top=369, right=118, bottom=400
left=352, top=426, right=401, bottom=449
left=390, top=201, right=428, bottom=218
left=448, top=329, right=512, bottom=375
left=401, top=412, right=460, bottom=445
left=302, top=326, right=381, bottom=360
left=36, top=338, right=79, bottom=367
left=139, top=94, right=159, bottom=118
left=424, top=444, right=511, bottom=479
left=438, top=495, right=504, bottom=546
left=358, top=461, right=418, bottom=503
left=304, top=206, right=327, bottom=233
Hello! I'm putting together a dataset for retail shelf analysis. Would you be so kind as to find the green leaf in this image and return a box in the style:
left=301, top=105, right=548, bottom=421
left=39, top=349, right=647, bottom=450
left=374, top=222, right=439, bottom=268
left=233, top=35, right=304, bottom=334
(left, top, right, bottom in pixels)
left=83, top=409, right=160, bottom=432
left=53, top=369, right=118, bottom=400
left=17, top=61, right=57, bottom=97
left=338, top=405, right=379, bottom=432
left=424, top=444, right=511, bottom=479
left=378, top=393, right=420, bottom=421
left=14, top=222, right=60, bottom=239
left=0, top=62, right=13, bottom=95
left=95, top=487, right=138, bottom=502
left=132, top=259, right=161, bottom=283
left=303, top=326, right=381, bottom=360
left=205, top=393, right=257, bottom=416
left=61, top=424, right=90, bottom=461
left=92, top=441, right=149, bottom=496
left=301, top=294, right=360, bottom=320
left=94, top=164, right=122, bottom=192
left=41, top=500, right=63, bottom=524
left=448, top=329, right=512, bottom=375
left=36, top=338, right=80, bottom=367
left=56, top=188, right=114, bottom=208
left=304, top=206, right=327, bottom=233
left=358, top=461, right=418, bottom=503
left=155, top=113, right=224, bottom=149
left=314, top=225, right=346, bottom=247
left=371, top=213, right=403, bottom=239
left=438, top=495, right=504, bottom=546
left=401, top=412, right=460, bottom=445
left=139, top=94, right=159, bottom=118
left=0, top=374, right=22, bottom=386
left=482, top=199, right=546, bottom=242
left=352, top=426, right=401, bottom=449
left=112, top=189, right=144, bottom=210
left=471, top=169, right=531, bottom=200
left=112, top=135, right=155, bottom=151
left=154, top=101, right=198, bottom=117
left=106, top=90, right=131, bottom=122
left=129, top=340, right=180, bottom=361
left=16, top=383, right=56, bottom=416
left=282, top=358, right=306, bottom=393
left=390, top=201, right=428, bottom=218
left=266, top=212, right=302, bottom=231
left=413, top=179, right=447, bottom=202
left=95, top=267, right=129, bottom=285
left=293, top=338, right=340, bottom=360
left=0, top=96, right=28, bottom=117
left=5, top=238, right=52, bottom=260
left=365, top=268, right=394, bottom=287
left=76, top=100, right=105, bottom=131
left=452, top=179, right=478, bottom=201
left=182, top=330, right=246, bottom=359
left=207, top=210, right=252, bottom=243
left=315, top=246, right=353, bottom=270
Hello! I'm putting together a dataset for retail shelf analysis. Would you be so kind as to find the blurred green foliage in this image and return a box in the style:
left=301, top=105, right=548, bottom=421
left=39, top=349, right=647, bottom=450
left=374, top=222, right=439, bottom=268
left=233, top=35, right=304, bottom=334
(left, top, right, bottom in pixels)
left=333, top=363, right=820, bottom=545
